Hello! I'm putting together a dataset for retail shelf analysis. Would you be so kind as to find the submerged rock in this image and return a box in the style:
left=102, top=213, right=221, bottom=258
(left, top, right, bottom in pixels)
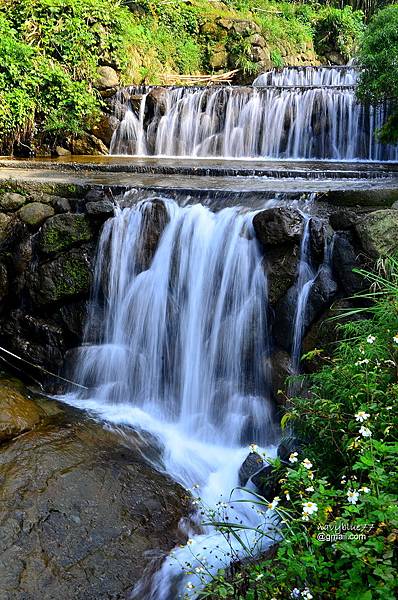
left=0, top=380, right=189, bottom=600
left=0, top=377, right=44, bottom=442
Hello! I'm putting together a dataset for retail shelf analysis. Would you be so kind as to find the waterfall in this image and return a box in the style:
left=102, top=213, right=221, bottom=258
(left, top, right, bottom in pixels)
left=60, top=193, right=333, bottom=598
left=110, top=66, right=398, bottom=161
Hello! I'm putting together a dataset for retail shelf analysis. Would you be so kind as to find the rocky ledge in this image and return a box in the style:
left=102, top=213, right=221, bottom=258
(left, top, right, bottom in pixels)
left=0, top=375, right=189, bottom=600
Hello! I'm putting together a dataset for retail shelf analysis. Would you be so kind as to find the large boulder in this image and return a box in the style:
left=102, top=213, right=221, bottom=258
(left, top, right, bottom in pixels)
left=70, top=134, right=108, bottom=155
left=355, top=210, right=398, bottom=258
left=138, top=200, right=170, bottom=270
left=331, top=233, right=365, bottom=295
left=30, top=247, right=93, bottom=305
left=0, top=389, right=189, bottom=600
left=0, top=212, right=12, bottom=242
left=253, top=207, right=304, bottom=247
left=96, top=65, right=119, bottom=89
left=18, top=202, right=55, bottom=228
left=38, top=214, right=94, bottom=255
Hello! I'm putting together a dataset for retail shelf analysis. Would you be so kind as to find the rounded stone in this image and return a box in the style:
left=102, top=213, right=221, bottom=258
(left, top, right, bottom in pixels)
left=0, top=192, right=27, bottom=212
left=18, top=202, right=55, bottom=228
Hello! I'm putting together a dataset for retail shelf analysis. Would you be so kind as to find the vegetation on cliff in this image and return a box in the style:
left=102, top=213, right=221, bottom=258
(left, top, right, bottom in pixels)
left=0, top=0, right=366, bottom=155
left=357, top=4, right=398, bottom=144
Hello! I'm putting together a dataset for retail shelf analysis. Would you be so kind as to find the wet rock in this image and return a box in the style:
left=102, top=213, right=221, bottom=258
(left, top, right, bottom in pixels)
left=324, top=189, right=398, bottom=208
left=39, top=214, right=94, bottom=255
left=309, top=217, right=331, bottom=261
left=0, top=192, right=26, bottom=212
left=239, top=451, right=264, bottom=486
left=138, top=199, right=170, bottom=270
left=52, top=196, right=72, bottom=213
left=146, top=88, right=168, bottom=119
left=306, top=266, right=338, bottom=325
left=96, top=65, right=119, bottom=89
left=253, top=207, right=304, bottom=247
left=90, top=113, right=119, bottom=146
left=355, top=209, right=398, bottom=258
left=18, top=202, right=55, bottom=228
left=30, top=248, right=93, bottom=305
left=264, top=243, right=300, bottom=305
left=0, top=377, right=44, bottom=443
left=0, top=398, right=188, bottom=600
left=332, top=233, right=364, bottom=295
left=58, top=300, right=89, bottom=341
left=85, top=199, right=115, bottom=218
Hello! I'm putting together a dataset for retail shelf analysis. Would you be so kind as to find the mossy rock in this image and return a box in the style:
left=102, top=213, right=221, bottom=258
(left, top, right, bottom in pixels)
left=355, top=209, right=398, bottom=258
left=39, top=214, right=94, bottom=255
left=18, top=202, right=55, bottom=228
left=32, top=248, right=92, bottom=304
left=0, top=192, right=27, bottom=212
left=0, top=377, right=44, bottom=442
left=0, top=212, right=12, bottom=242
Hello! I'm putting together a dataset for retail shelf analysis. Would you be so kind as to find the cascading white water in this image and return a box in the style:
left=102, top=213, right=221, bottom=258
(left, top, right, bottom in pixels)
left=110, top=66, right=398, bottom=160
left=62, top=196, right=284, bottom=598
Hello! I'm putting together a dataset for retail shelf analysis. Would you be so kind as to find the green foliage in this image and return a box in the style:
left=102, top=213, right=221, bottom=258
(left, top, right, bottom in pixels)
left=357, top=4, right=398, bottom=143
left=313, top=5, right=364, bottom=60
left=202, top=257, right=398, bottom=599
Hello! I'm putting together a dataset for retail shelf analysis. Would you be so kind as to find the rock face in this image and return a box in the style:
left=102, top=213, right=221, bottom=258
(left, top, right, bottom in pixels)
left=355, top=210, right=398, bottom=258
left=39, top=214, right=94, bottom=255
left=0, top=378, right=189, bottom=600
left=96, top=65, right=120, bottom=89
left=0, top=377, right=44, bottom=442
left=19, top=202, right=55, bottom=228
left=0, top=192, right=26, bottom=212
left=138, top=199, right=170, bottom=270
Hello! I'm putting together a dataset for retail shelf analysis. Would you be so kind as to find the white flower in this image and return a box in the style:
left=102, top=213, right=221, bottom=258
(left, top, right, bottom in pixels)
left=291, top=589, right=301, bottom=599
left=355, top=358, right=370, bottom=366
left=308, top=471, right=314, bottom=480
left=284, top=490, right=291, bottom=501
left=302, top=514, right=309, bottom=522
left=289, top=452, right=298, bottom=463
left=302, top=458, right=313, bottom=469
left=360, top=486, right=370, bottom=494
left=302, top=589, right=313, bottom=600
left=355, top=411, right=370, bottom=422
left=195, top=566, right=205, bottom=573
left=366, top=335, right=376, bottom=344
left=359, top=426, right=372, bottom=438
left=347, top=489, right=360, bottom=505
left=255, top=573, right=264, bottom=581
left=268, top=496, right=281, bottom=510
left=393, top=334, right=398, bottom=345
left=305, top=486, right=314, bottom=492
left=186, top=539, right=194, bottom=545
left=186, top=581, right=194, bottom=589
left=302, top=501, right=318, bottom=515
left=249, top=443, right=258, bottom=453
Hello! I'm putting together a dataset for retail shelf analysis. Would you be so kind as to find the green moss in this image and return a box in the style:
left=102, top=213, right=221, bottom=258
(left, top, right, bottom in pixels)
left=54, top=255, right=91, bottom=299
left=40, top=214, right=93, bottom=254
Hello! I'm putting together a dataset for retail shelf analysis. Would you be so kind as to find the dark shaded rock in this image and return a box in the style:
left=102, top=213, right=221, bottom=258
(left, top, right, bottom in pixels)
left=309, top=217, right=330, bottom=261
left=90, top=113, right=119, bottom=146
left=239, top=451, right=264, bottom=486
left=39, top=214, right=94, bottom=255
left=0, top=192, right=26, bottom=212
left=52, top=197, right=72, bottom=213
left=332, top=233, right=365, bottom=295
left=0, top=263, right=8, bottom=300
left=329, top=209, right=358, bottom=231
left=263, top=243, right=300, bottom=305
left=355, top=209, right=398, bottom=258
left=271, top=350, right=294, bottom=402
left=18, top=202, right=54, bottom=228
left=30, top=248, right=93, bottom=305
left=0, top=311, right=66, bottom=372
left=85, top=187, right=112, bottom=203
left=85, top=199, right=115, bottom=218
left=146, top=88, right=168, bottom=119
left=0, top=393, right=189, bottom=600
left=324, top=189, right=398, bottom=208
left=253, top=207, right=303, bottom=247
left=273, top=266, right=337, bottom=352
left=58, top=300, right=89, bottom=340
left=138, top=199, right=169, bottom=270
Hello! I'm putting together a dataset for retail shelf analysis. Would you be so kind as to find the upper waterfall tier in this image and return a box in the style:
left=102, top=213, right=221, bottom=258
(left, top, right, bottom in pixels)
left=110, top=66, right=398, bottom=161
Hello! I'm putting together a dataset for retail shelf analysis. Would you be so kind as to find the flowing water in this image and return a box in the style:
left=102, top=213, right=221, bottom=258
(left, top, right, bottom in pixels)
left=110, top=66, right=398, bottom=160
